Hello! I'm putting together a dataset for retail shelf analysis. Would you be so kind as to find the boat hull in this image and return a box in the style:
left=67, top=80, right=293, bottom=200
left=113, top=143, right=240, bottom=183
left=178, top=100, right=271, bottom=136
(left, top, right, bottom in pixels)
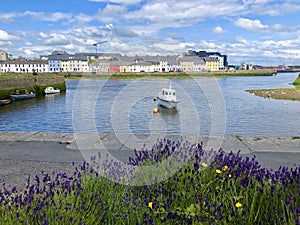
left=44, top=90, right=60, bottom=94
left=0, top=99, right=12, bottom=106
left=157, top=96, right=178, bottom=109
left=10, top=93, right=36, bottom=100
left=44, top=87, right=60, bottom=95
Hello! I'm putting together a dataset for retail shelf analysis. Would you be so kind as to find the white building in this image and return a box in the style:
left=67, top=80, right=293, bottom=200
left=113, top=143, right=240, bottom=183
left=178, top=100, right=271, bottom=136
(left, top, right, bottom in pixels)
left=47, top=51, right=89, bottom=72
left=208, top=54, right=226, bottom=70
left=0, top=60, right=48, bottom=73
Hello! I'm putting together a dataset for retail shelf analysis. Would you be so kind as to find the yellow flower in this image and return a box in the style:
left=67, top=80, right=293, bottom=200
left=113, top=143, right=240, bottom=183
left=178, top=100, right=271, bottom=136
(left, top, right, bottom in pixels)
left=148, top=202, right=153, bottom=209
left=223, top=165, right=228, bottom=171
left=201, top=162, right=208, bottom=168
left=235, top=202, right=242, bottom=208
left=216, top=169, right=222, bottom=174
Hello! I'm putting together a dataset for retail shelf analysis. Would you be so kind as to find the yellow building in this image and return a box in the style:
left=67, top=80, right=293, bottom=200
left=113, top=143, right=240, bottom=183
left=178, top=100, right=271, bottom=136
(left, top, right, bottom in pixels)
left=61, top=60, right=69, bottom=72
left=205, top=57, right=219, bottom=72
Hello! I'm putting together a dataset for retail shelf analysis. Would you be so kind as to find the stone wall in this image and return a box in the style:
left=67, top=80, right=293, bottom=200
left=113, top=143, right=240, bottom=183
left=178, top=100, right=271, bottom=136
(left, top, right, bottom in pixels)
left=0, top=76, right=65, bottom=90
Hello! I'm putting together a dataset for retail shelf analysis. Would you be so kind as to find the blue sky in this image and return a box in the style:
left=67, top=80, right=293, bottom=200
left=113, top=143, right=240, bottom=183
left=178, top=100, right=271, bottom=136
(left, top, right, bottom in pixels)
left=1, top=0, right=300, bottom=65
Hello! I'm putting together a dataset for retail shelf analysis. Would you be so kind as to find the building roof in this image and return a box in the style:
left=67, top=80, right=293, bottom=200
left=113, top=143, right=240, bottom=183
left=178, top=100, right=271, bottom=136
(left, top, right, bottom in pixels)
left=51, top=50, right=69, bottom=55
left=204, top=57, right=219, bottom=62
left=0, top=59, right=48, bottom=64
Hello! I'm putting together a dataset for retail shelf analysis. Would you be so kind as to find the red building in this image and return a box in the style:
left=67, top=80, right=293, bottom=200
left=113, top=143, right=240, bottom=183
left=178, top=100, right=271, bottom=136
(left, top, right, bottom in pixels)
left=110, top=62, right=121, bottom=72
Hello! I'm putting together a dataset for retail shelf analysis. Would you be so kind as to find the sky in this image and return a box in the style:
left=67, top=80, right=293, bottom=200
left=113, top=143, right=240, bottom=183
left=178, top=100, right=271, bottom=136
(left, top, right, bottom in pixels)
left=1, top=0, right=300, bottom=65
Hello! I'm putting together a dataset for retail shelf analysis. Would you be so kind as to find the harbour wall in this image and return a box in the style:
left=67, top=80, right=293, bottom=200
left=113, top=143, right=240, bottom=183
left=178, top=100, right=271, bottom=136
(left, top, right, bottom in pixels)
left=0, top=76, right=66, bottom=99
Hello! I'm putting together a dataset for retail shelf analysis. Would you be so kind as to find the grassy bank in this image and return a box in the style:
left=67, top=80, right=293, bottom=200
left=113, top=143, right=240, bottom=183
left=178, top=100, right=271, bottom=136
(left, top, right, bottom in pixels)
left=212, top=70, right=276, bottom=77
left=246, top=87, right=300, bottom=101
left=293, top=75, right=300, bottom=85
left=1, top=70, right=275, bottom=81
left=0, top=138, right=299, bottom=224
left=0, top=73, right=65, bottom=79
left=64, top=70, right=275, bottom=79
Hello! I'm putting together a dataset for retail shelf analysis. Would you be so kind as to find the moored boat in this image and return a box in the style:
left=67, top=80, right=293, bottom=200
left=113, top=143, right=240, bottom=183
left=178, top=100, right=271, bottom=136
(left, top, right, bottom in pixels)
left=10, top=92, right=36, bottom=101
left=44, top=87, right=60, bottom=95
left=0, top=99, right=12, bottom=106
left=157, top=83, right=180, bottom=109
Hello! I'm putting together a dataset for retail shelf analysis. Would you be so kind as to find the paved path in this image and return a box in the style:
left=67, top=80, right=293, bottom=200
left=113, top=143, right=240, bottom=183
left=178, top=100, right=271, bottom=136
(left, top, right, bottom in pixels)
left=0, top=132, right=299, bottom=190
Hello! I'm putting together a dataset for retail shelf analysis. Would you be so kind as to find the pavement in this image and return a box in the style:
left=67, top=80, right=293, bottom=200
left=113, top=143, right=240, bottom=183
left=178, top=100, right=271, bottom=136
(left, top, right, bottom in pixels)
left=0, top=131, right=299, bottom=190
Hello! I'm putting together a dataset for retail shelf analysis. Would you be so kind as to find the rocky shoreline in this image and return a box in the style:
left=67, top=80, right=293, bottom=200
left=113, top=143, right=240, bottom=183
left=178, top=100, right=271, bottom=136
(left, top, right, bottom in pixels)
left=246, top=88, right=300, bottom=101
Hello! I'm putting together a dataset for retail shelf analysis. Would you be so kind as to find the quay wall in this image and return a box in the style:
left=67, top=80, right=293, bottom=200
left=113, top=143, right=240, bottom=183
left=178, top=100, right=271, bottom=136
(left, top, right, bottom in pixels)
left=0, top=76, right=66, bottom=99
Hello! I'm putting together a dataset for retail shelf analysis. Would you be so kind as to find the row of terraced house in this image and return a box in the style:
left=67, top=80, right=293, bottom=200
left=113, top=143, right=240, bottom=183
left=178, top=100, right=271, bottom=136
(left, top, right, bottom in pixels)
left=0, top=50, right=228, bottom=74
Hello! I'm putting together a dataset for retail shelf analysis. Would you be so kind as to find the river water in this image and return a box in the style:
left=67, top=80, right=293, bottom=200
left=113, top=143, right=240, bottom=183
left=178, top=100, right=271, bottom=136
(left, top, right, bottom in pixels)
left=0, top=72, right=299, bottom=137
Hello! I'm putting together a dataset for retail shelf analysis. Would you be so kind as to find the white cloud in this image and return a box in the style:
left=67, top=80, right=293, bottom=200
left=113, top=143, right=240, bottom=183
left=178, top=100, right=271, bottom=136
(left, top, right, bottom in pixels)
left=20, top=11, right=74, bottom=23
left=0, top=29, right=19, bottom=41
left=96, top=4, right=128, bottom=23
left=213, top=26, right=226, bottom=34
left=199, top=40, right=218, bottom=50
left=75, top=13, right=94, bottom=23
left=0, top=12, right=17, bottom=23
left=250, top=2, right=300, bottom=16
left=38, top=32, right=48, bottom=39
left=224, top=35, right=300, bottom=65
left=23, top=49, right=35, bottom=56
left=243, top=0, right=271, bottom=5
left=234, top=18, right=290, bottom=33
left=44, top=34, right=70, bottom=45
left=125, top=1, right=245, bottom=29
left=236, top=36, right=248, bottom=44
left=151, top=42, right=186, bottom=52
left=89, top=0, right=142, bottom=5
left=1, top=0, right=300, bottom=65
left=234, top=18, right=268, bottom=32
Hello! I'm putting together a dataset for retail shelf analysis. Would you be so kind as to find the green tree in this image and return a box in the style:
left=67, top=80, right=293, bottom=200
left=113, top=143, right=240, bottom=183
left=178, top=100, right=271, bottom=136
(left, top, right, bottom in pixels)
left=32, top=69, right=38, bottom=76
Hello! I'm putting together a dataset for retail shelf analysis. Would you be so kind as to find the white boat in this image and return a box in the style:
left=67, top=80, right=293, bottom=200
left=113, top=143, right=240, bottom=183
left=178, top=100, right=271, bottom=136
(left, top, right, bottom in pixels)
left=44, top=87, right=60, bottom=95
left=0, top=99, right=12, bottom=106
left=157, top=83, right=180, bottom=109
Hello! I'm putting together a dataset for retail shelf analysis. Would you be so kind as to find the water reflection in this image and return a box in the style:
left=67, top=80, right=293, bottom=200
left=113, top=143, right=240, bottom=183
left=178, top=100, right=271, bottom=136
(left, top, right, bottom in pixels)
left=0, top=73, right=299, bottom=137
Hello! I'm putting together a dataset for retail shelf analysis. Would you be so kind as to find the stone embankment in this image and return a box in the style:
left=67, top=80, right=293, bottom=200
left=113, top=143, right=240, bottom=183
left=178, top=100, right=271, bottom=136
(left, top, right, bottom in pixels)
left=0, top=76, right=66, bottom=99
left=0, top=132, right=299, bottom=190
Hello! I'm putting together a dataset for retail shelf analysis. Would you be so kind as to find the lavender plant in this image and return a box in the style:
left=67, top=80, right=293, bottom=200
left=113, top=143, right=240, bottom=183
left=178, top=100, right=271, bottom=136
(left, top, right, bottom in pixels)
left=0, top=138, right=299, bottom=224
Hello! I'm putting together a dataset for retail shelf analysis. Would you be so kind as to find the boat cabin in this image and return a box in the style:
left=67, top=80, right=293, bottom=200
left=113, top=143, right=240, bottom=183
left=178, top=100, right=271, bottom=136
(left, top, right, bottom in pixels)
left=162, top=89, right=176, bottom=96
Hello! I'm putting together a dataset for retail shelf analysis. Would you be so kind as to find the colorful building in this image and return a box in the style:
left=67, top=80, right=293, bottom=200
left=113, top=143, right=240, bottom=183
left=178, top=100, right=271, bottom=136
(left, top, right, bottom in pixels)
left=204, top=57, right=219, bottom=72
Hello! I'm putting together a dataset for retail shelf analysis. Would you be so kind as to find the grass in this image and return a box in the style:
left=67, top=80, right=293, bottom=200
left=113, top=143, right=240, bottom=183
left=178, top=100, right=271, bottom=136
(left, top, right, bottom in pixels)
left=0, top=138, right=299, bottom=224
left=65, top=70, right=275, bottom=79
left=0, top=73, right=65, bottom=79
left=0, top=70, right=276, bottom=84
left=293, top=76, right=300, bottom=85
